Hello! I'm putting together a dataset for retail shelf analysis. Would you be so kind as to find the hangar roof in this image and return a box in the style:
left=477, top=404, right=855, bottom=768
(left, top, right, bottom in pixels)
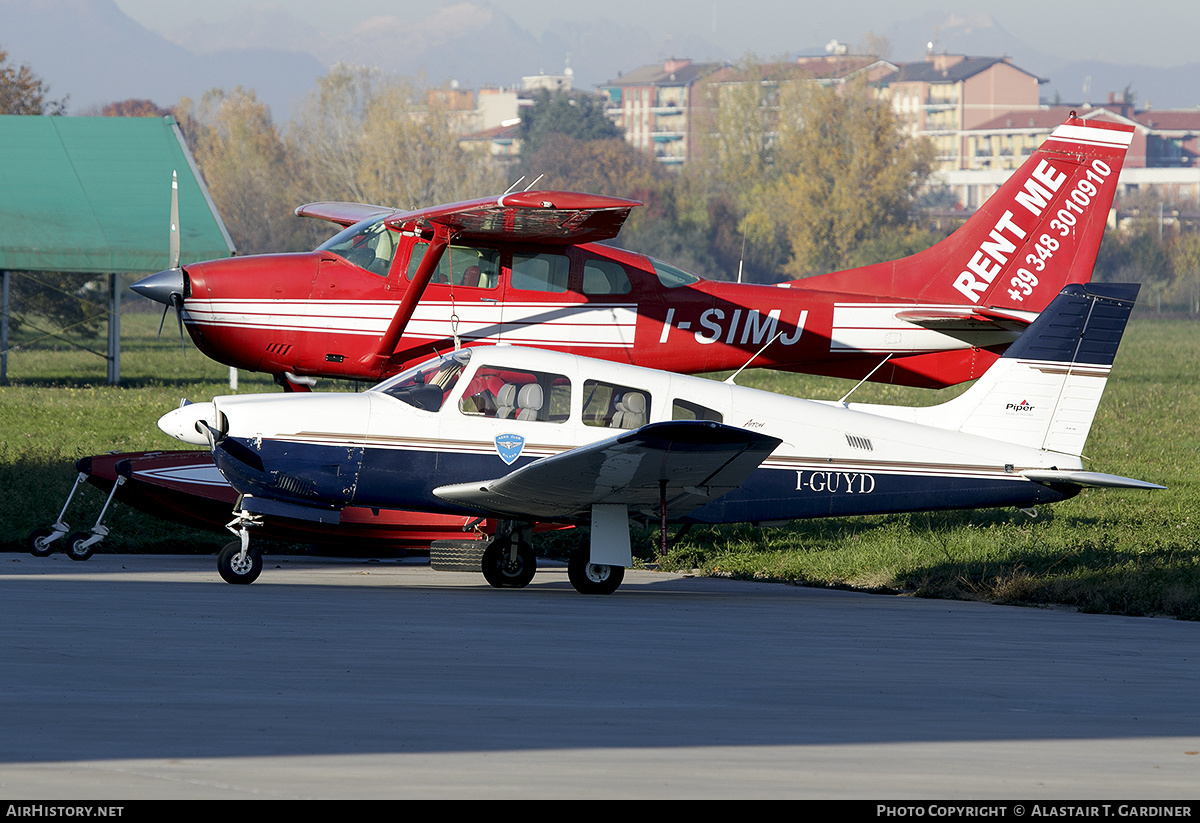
left=0, top=115, right=234, bottom=273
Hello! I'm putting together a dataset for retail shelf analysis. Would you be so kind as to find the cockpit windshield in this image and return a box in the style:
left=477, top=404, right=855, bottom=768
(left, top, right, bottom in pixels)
left=317, top=216, right=398, bottom=276
left=370, top=350, right=471, bottom=411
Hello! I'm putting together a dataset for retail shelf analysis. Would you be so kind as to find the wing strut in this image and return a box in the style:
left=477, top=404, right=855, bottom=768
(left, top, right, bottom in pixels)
left=363, top=223, right=452, bottom=371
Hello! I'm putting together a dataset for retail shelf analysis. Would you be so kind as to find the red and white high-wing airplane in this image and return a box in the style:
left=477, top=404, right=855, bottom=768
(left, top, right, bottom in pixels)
left=132, top=115, right=1134, bottom=391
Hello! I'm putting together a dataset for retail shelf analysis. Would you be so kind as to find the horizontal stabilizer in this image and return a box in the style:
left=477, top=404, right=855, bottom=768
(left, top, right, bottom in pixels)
left=434, top=421, right=781, bottom=520
left=1021, top=470, right=1165, bottom=490
left=893, top=307, right=1032, bottom=333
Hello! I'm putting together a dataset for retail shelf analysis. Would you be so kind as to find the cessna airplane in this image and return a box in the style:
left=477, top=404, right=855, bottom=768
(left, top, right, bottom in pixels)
left=160, top=283, right=1161, bottom=592
left=134, top=115, right=1134, bottom=392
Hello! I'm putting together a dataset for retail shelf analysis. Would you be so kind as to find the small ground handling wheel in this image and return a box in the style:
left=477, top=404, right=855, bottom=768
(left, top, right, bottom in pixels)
left=65, top=531, right=95, bottom=561
left=28, top=528, right=57, bottom=558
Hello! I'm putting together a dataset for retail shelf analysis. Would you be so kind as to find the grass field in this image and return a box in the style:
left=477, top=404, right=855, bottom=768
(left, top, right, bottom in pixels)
left=2, top=310, right=1197, bottom=617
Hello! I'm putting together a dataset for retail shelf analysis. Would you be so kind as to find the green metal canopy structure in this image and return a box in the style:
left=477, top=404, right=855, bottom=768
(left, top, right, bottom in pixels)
left=0, top=114, right=235, bottom=383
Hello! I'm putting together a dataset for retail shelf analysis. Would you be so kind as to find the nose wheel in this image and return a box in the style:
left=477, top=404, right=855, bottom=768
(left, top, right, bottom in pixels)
left=217, top=539, right=263, bottom=584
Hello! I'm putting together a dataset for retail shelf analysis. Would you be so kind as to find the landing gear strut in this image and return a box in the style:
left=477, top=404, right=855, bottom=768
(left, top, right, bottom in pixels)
left=219, top=510, right=263, bottom=584
left=28, top=472, right=126, bottom=560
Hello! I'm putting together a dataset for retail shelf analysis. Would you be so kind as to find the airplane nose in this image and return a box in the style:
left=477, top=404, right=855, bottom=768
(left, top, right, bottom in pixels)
left=131, top=268, right=186, bottom=306
left=158, top=400, right=218, bottom=446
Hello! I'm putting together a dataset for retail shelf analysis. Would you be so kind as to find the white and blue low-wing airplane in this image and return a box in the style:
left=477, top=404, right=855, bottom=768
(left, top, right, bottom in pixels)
left=160, top=283, right=1162, bottom=592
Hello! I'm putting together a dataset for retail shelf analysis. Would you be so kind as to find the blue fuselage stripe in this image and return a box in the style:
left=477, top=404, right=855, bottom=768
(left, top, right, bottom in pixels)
left=216, top=438, right=1074, bottom=523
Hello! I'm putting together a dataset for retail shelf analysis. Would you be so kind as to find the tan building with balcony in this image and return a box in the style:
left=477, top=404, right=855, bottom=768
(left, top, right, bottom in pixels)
left=878, top=54, right=1044, bottom=170
left=598, top=58, right=725, bottom=166
left=933, top=105, right=1200, bottom=212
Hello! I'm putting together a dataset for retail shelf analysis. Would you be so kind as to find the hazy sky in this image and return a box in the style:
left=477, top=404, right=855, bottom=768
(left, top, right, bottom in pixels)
left=114, top=0, right=1200, bottom=68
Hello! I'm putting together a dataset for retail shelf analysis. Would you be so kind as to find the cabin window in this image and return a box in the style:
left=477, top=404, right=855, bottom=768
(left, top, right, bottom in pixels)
left=460, top=367, right=571, bottom=423
left=372, top=350, right=470, bottom=412
left=318, top=217, right=398, bottom=276
left=672, top=399, right=722, bottom=423
left=511, top=252, right=569, bottom=293
left=582, top=259, right=632, bottom=295
left=582, top=380, right=650, bottom=429
left=650, top=257, right=701, bottom=289
left=406, top=243, right=500, bottom=288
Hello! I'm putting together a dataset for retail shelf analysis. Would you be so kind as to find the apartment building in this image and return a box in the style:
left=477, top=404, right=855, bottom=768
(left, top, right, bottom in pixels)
left=877, top=53, right=1044, bottom=170
left=597, top=58, right=725, bottom=166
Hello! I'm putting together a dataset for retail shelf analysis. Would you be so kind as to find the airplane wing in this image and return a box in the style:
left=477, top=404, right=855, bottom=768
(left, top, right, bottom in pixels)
left=385, top=190, right=642, bottom=245
left=433, top=421, right=781, bottom=521
left=365, top=190, right=643, bottom=368
left=295, top=202, right=398, bottom=227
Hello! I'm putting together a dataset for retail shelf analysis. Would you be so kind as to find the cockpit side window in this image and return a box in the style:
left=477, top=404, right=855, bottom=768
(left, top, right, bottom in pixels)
left=372, top=350, right=470, bottom=412
left=406, top=243, right=500, bottom=288
left=672, top=399, right=722, bottom=423
left=582, top=259, right=633, bottom=295
left=317, top=217, right=398, bottom=277
left=460, top=367, right=570, bottom=423
left=512, top=252, right=570, bottom=293
left=583, top=380, right=651, bottom=429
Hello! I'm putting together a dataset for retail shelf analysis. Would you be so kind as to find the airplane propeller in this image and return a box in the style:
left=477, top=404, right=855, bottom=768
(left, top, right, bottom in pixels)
left=131, top=171, right=188, bottom=352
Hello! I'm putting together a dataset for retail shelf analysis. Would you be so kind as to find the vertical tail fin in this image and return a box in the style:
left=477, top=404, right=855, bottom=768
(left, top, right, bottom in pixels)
left=922, top=283, right=1139, bottom=454
left=798, top=115, right=1135, bottom=314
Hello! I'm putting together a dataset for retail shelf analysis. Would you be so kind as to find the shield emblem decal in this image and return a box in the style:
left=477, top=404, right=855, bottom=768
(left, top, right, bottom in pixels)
left=494, top=433, right=525, bottom=465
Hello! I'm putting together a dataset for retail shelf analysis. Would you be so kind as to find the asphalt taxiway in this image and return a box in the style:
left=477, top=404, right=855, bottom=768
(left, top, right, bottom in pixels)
left=1, top=553, right=1196, bottom=798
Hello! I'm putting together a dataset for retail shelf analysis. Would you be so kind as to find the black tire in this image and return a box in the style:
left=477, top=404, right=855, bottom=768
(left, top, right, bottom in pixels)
left=568, top=548, right=624, bottom=595
left=217, top=539, right=263, bottom=585
left=28, top=527, right=56, bottom=558
left=481, top=535, right=536, bottom=589
left=65, top=531, right=94, bottom=561
left=429, top=539, right=487, bottom=572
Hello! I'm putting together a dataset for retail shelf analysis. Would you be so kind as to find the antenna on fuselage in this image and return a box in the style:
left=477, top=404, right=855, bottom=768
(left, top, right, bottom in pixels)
left=736, top=231, right=746, bottom=284
left=523, top=174, right=544, bottom=191
left=837, top=354, right=894, bottom=405
left=724, top=329, right=784, bottom=385
left=502, top=177, right=525, bottom=195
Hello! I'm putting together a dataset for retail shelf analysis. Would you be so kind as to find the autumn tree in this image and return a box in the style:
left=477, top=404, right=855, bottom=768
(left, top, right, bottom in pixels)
left=100, top=99, right=172, bottom=118
left=176, top=88, right=300, bottom=254
left=517, top=89, right=623, bottom=169
left=741, top=78, right=934, bottom=278
left=1166, top=232, right=1200, bottom=314
left=0, top=44, right=65, bottom=114
left=288, top=65, right=499, bottom=243
left=683, top=57, right=798, bottom=281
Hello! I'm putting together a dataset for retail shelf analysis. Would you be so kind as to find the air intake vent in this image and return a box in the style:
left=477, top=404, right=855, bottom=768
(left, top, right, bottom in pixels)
left=845, top=434, right=873, bottom=451
left=273, top=472, right=316, bottom=497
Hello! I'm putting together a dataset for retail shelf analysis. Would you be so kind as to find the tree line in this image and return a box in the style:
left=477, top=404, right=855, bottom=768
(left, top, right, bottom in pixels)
left=3, top=45, right=1200, bottom=328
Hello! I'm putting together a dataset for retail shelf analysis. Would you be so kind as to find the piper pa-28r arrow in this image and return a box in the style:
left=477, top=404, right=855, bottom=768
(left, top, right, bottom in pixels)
left=134, top=115, right=1134, bottom=392
left=160, top=283, right=1161, bottom=592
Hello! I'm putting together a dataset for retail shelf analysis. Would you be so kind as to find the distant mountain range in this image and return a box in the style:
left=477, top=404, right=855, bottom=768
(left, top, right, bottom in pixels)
left=3, top=0, right=1197, bottom=124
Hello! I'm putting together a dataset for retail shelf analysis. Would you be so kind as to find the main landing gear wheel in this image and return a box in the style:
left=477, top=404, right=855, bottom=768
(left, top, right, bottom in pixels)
left=65, top=532, right=95, bottom=561
left=568, top=548, right=625, bottom=595
left=218, top=539, right=263, bottom=585
left=28, top=528, right=56, bottom=558
left=481, top=535, right=536, bottom=589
